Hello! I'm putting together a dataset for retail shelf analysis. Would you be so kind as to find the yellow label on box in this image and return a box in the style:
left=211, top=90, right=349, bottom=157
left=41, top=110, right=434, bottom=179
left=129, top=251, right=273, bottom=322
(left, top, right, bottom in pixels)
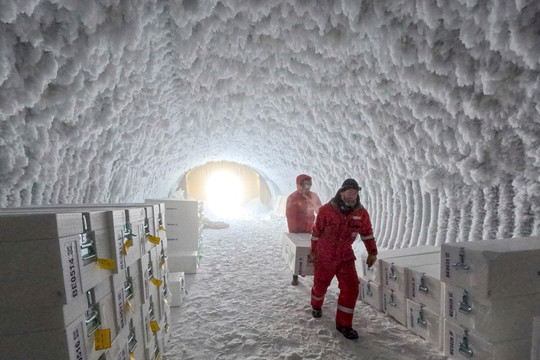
left=94, top=328, right=111, bottom=350
left=125, top=299, right=133, bottom=313
left=150, top=277, right=163, bottom=287
left=159, top=225, right=166, bottom=231
left=123, top=239, right=133, bottom=255
left=130, top=352, right=136, bottom=360
left=150, top=320, right=160, bottom=333
left=148, top=235, right=161, bottom=244
left=164, top=323, right=169, bottom=333
left=97, top=258, right=116, bottom=270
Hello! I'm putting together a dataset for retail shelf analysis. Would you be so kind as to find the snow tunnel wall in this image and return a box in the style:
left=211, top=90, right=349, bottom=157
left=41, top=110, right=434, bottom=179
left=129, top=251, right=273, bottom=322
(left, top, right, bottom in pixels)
left=1, top=0, right=539, bottom=247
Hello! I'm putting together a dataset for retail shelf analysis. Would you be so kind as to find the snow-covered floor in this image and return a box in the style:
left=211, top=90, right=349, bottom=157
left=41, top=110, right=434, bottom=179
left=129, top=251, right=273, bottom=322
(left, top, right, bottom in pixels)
left=164, top=213, right=446, bottom=359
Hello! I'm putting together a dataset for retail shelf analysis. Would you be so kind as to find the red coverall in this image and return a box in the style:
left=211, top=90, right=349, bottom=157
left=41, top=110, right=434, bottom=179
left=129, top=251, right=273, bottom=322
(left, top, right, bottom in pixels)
left=310, top=200, right=377, bottom=327
left=285, top=174, right=322, bottom=233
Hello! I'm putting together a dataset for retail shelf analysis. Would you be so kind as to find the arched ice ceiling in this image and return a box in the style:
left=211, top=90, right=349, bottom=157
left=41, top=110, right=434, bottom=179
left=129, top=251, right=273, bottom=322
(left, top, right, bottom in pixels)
left=1, top=0, right=539, bottom=247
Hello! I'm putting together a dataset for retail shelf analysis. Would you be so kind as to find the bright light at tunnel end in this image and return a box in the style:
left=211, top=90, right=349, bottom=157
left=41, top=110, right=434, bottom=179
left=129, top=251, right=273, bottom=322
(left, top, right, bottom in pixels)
left=205, top=171, right=244, bottom=219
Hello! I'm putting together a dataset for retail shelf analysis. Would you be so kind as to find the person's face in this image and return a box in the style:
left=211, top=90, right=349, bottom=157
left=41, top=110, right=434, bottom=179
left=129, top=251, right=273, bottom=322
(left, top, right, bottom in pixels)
left=340, top=189, right=358, bottom=207
left=299, top=180, right=312, bottom=194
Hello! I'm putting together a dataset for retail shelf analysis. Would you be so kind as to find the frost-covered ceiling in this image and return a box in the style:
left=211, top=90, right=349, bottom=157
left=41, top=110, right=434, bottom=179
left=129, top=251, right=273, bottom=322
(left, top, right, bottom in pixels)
left=1, top=0, right=539, bottom=246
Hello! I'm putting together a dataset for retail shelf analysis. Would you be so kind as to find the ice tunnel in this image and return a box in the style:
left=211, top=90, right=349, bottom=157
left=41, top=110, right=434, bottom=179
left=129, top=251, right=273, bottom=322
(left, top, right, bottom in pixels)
left=1, top=0, right=539, bottom=249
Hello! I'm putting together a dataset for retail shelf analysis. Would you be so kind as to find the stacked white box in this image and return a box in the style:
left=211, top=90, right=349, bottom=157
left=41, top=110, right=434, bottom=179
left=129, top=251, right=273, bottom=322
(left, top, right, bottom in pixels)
left=354, top=244, right=440, bottom=284
left=406, top=263, right=445, bottom=350
left=353, top=244, right=444, bottom=352
left=146, top=198, right=202, bottom=252
left=1, top=273, right=114, bottom=336
left=443, top=319, right=531, bottom=360
left=105, top=325, right=130, bottom=360
left=146, top=199, right=203, bottom=274
left=147, top=202, right=167, bottom=243
left=407, top=299, right=442, bottom=349
left=359, top=277, right=383, bottom=310
left=2, top=314, right=94, bottom=360
left=441, top=236, right=540, bottom=299
left=440, top=236, right=540, bottom=359
left=2, top=276, right=118, bottom=360
left=406, top=263, right=444, bottom=315
left=356, top=245, right=440, bottom=311
left=169, top=271, right=187, bottom=307
left=382, top=285, right=408, bottom=325
left=380, top=252, right=440, bottom=326
left=443, top=282, right=540, bottom=341
left=0, top=213, right=113, bottom=309
left=280, top=232, right=313, bottom=277
left=0, top=203, right=172, bottom=360
left=381, top=252, right=440, bottom=294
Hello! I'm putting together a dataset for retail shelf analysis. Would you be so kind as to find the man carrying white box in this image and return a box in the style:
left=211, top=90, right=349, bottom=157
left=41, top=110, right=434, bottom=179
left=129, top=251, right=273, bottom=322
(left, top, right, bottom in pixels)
left=284, top=174, right=322, bottom=286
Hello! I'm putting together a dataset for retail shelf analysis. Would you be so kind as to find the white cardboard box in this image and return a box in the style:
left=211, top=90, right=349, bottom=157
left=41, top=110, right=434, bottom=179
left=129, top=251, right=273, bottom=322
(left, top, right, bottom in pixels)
left=1, top=273, right=111, bottom=336
left=1, top=234, right=112, bottom=310
left=359, top=277, right=383, bottom=311
left=381, top=252, right=441, bottom=294
left=441, top=236, right=540, bottom=299
left=111, top=258, right=145, bottom=316
left=443, top=319, right=531, bottom=360
left=443, top=282, right=540, bottom=342
left=126, top=309, right=146, bottom=360
left=2, top=304, right=118, bottom=360
left=144, top=201, right=167, bottom=241
left=407, top=298, right=442, bottom=350
left=145, top=246, right=161, bottom=308
left=169, top=271, right=186, bottom=307
left=0, top=212, right=83, bottom=241
left=167, top=249, right=199, bottom=274
left=146, top=199, right=202, bottom=253
left=156, top=270, right=172, bottom=322
left=0, top=315, right=92, bottom=360
left=105, top=325, right=130, bottom=360
left=280, top=232, right=313, bottom=276
left=382, top=287, right=407, bottom=325
left=354, top=245, right=440, bottom=284
left=140, top=299, right=160, bottom=350
left=407, top=263, right=444, bottom=315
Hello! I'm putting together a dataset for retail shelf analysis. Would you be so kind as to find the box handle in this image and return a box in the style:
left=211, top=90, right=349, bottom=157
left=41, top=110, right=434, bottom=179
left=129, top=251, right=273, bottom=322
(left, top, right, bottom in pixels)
left=459, top=330, right=474, bottom=358
left=418, top=273, right=429, bottom=294
left=453, top=247, right=470, bottom=272
left=389, top=263, right=397, bottom=281
left=417, top=306, right=427, bottom=327
left=459, top=290, right=472, bottom=314
left=389, top=290, right=397, bottom=307
left=366, top=280, right=373, bottom=297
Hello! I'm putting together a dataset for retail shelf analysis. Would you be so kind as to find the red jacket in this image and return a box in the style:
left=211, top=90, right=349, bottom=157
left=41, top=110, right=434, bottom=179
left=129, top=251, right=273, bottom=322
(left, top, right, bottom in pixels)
left=286, top=175, right=322, bottom=233
left=311, top=199, right=377, bottom=265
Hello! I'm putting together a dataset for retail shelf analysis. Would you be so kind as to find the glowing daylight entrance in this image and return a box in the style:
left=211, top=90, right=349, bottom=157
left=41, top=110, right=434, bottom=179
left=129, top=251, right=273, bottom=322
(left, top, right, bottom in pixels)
left=205, top=171, right=244, bottom=218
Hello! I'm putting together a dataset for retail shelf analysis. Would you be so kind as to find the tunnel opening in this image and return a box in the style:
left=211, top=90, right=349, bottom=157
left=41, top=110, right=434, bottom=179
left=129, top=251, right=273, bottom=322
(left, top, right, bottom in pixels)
left=174, top=161, right=273, bottom=218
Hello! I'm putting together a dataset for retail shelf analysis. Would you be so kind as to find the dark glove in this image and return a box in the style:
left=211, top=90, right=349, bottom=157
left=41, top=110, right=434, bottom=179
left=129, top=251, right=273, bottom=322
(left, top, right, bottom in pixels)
left=366, top=254, right=377, bottom=268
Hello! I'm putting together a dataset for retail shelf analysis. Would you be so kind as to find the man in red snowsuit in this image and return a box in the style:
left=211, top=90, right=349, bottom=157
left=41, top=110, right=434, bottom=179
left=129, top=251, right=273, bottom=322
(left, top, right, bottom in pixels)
left=286, top=174, right=322, bottom=286
left=310, top=178, right=377, bottom=340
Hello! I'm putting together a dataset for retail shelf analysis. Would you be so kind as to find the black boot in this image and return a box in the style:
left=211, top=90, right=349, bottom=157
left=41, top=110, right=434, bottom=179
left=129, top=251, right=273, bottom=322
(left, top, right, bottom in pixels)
left=336, top=325, right=359, bottom=340
left=312, top=307, right=322, bottom=318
